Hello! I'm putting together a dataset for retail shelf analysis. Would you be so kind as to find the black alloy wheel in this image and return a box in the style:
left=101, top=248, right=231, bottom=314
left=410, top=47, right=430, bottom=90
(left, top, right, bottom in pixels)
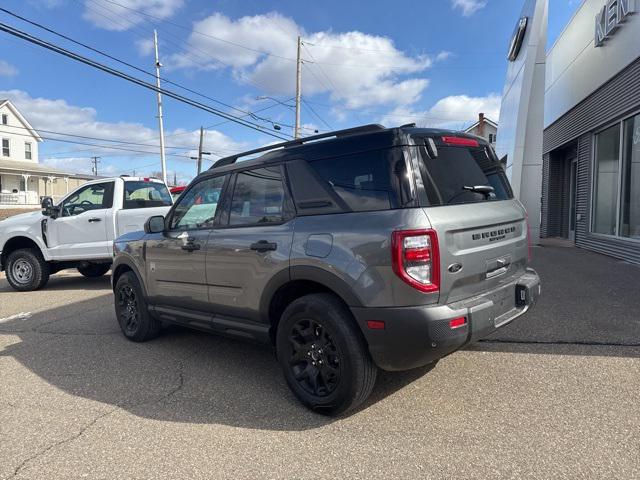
left=117, top=283, right=140, bottom=336
left=288, top=319, right=341, bottom=397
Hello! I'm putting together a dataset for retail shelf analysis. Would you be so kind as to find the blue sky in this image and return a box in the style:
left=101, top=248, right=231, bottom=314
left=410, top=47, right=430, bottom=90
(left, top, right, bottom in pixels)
left=0, top=0, right=580, bottom=183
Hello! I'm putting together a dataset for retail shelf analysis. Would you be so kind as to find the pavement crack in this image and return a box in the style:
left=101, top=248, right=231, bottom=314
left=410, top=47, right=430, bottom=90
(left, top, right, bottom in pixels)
left=6, top=406, right=119, bottom=480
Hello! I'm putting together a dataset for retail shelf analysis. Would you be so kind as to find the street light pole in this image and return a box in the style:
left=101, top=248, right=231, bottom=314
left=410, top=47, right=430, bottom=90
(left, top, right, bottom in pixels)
left=153, top=29, right=167, bottom=186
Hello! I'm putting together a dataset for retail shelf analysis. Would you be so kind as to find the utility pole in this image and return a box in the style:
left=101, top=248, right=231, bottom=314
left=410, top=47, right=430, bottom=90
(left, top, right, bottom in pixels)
left=91, top=156, right=100, bottom=176
left=153, top=29, right=167, bottom=185
left=294, top=35, right=302, bottom=139
left=197, top=126, right=204, bottom=175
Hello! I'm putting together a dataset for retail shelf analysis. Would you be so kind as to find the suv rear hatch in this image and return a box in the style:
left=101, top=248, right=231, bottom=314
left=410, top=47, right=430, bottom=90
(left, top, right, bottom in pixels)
left=410, top=134, right=529, bottom=304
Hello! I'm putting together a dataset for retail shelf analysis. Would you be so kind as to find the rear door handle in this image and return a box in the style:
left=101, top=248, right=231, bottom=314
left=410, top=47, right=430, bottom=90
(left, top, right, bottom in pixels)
left=250, top=240, right=277, bottom=252
left=181, top=240, right=201, bottom=252
left=88, top=217, right=102, bottom=223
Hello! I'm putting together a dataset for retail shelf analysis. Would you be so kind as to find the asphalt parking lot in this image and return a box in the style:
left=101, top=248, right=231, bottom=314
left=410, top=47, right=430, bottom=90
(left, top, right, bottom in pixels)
left=1, top=245, right=639, bottom=479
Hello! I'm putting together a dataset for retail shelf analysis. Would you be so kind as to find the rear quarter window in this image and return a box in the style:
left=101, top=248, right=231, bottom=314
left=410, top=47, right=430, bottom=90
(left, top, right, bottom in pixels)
left=307, top=148, right=412, bottom=212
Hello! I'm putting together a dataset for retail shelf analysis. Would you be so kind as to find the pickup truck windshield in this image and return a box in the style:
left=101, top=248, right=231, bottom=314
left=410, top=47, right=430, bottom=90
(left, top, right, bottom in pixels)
left=415, top=142, right=512, bottom=206
left=123, top=181, right=172, bottom=209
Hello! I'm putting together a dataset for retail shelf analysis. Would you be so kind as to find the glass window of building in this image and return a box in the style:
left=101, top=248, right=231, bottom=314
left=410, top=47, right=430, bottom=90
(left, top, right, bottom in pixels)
left=621, top=114, right=640, bottom=239
left=592, top=124, right=620, bottom=235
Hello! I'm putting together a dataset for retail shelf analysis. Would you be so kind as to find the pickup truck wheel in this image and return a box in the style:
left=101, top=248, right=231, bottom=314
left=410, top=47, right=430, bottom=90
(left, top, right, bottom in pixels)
left=77, top=263, right=110, bottom=278
left=276, top=293, right=377, bottom=415
left=114, top=272, right=160, bottom=342
left=5, top=248, right=50, bottom=292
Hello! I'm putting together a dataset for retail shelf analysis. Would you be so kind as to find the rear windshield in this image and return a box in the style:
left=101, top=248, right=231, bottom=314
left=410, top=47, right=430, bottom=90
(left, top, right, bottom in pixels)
left=415, top=142, right=513, bottom=206
left=123, top=181, right=172, bottom=209
left=307, top=148, right=413, bottom=212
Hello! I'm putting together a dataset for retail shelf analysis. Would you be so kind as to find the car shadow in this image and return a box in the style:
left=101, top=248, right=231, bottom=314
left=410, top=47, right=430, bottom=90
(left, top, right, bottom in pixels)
left=0, top=294, right=437, bottom=431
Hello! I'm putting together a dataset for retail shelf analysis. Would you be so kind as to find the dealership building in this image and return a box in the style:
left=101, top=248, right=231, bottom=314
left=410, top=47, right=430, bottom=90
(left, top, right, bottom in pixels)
left=541, top=0, right=640, bottom=263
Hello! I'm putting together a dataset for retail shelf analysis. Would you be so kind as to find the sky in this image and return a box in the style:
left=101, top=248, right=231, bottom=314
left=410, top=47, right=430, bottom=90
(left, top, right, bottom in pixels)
left=0, top=0, right=581, bottom=184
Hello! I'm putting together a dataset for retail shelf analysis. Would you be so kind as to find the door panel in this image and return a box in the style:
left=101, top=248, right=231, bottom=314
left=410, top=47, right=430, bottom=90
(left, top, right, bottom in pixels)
left=206, top=222, right=294, bottom=321
left=145, top=229, right=211, bottom=311
left=47, top=181, right=114, bottom=259
left=205, top=165, right=294, bottom=322
left=145, top=174, right=228, bottom=313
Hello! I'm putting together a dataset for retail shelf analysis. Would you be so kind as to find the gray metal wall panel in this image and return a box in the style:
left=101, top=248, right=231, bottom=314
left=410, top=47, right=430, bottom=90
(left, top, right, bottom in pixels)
left=543, top=56, right=640, bottom=154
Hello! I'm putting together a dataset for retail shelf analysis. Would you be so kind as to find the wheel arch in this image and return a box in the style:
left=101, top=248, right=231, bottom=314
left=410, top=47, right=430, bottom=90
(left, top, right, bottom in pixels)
left=262, top=265, right=363, bottom=343
left=1, top=235, right=44, bottom=268
left=111, top=257, right=148, bottom=297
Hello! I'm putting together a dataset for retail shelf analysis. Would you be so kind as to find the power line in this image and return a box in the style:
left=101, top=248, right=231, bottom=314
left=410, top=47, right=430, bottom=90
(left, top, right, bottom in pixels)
left=0, top=22, right=290, bottom=140
left=0, top=128, right=193, bottom=158
left=0, top=7, right=291, bottom=132
left=301, top=98, right=332, bottom=131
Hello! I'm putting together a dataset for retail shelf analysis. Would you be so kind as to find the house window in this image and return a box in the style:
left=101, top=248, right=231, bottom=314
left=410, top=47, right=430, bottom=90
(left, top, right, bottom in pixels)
left=488, top=133, right=494, bottom=143
left=1, top=114, right=7, bottom=125
left=1, top=138, right=9, bottom=157
left=25, top=142, right=32, bottom=160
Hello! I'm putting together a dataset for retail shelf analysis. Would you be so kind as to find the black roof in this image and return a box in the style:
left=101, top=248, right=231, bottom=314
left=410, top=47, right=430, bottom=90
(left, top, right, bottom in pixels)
left=205, top=123, right=483, bottom=176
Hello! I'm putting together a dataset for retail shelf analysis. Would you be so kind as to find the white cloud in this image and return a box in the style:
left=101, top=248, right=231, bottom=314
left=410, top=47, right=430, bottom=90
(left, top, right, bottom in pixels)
left=0, top=60, right=18, bottom=77
left=451, top=0, right=488, bottom=17
left=135, top=38, right=155, bottom=56
left=166, top=12, right=433, bottom=110
left=0, top=89, right=246, bottom=168
left=27, top=0, right=67, bottom=8
left=380, top=93, right=501, bottom=129
left=83, top=0, right=184, bottom=31
left=435, top=51, right=453, bottom=62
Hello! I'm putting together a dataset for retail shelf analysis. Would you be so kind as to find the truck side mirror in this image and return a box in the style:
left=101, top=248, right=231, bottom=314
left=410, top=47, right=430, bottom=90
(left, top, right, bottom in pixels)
left=144, top=215, right=165, bottom=234
left=41, top=196, right=59, bottom=218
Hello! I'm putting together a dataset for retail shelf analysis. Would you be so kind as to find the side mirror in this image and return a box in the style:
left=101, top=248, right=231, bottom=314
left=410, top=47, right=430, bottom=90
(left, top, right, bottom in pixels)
left=144, top=215, right=165, bottom=234
left=41, top=196, right=59, bottom=218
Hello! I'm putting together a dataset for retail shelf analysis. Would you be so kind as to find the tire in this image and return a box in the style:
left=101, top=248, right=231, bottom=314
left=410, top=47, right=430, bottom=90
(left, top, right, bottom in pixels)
left=5, top=248, right=50, bottom=292
left=114, top=271, right=160, bottom=342
left=276, top=293, right=377, bottom=415
left=77, top=263, right=110, bottom=278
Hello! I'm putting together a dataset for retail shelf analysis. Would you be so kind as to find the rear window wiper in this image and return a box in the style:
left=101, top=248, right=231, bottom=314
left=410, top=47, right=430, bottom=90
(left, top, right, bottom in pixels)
left=446, top=185, right=495, bottom=204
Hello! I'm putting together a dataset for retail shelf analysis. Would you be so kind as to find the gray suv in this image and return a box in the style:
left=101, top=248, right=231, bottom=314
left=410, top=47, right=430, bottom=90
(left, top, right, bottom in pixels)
left=112, top=124, right=540, bottom=414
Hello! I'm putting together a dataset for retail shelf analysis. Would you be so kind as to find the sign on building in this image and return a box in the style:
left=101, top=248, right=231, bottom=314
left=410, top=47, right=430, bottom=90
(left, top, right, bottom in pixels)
left=595, top=0, right=635, bottom=47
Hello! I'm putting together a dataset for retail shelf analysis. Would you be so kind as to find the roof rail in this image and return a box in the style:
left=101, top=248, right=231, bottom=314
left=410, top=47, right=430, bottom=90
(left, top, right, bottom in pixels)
left=210, top=124, right=386, bottom=170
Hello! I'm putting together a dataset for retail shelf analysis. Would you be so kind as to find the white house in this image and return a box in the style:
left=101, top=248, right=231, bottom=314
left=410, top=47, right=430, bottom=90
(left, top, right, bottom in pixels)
left=464, top=113, right=498, bottom=147
left=0, top=99, right=93, bottom=207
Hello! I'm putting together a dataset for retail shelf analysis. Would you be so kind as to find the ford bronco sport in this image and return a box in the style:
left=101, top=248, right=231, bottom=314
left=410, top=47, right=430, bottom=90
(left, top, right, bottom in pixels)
left=111, top=124, right=540, bottom=414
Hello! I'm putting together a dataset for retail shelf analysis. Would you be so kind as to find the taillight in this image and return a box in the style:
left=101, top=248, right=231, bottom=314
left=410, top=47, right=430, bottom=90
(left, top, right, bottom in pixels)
left=441, top=136, right=479, bottom=147
left=391, top=229, right=440, bottom=293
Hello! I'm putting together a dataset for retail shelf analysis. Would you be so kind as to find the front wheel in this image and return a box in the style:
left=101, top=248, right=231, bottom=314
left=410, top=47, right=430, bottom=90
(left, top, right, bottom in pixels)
left=276, top=293, right=377, bottom=415
left=77, top=263, right=110, bottom=278
left=114, top=272, right=159, bottom=342
left=5, top=248, right=50, bottom=291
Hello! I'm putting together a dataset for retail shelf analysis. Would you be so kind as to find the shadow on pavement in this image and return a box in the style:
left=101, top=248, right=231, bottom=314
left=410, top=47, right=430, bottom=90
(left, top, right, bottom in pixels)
left=0, top=294, right=434, bottom=431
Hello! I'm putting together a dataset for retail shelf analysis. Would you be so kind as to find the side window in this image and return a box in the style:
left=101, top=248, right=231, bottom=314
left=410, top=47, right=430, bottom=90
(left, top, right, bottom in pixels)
left=229, top=166, right=287, bottom=226
left=308, top=149, right=406, bottom=212
left=170, top=175, right=227, bottom=231
left=61, top=182, right=114, bottom=217
left=123, top=181, right=172, bottom=209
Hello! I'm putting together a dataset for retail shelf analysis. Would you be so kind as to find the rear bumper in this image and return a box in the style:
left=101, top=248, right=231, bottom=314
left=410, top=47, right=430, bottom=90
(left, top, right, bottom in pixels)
left=351, top=268, right=540, bottom=371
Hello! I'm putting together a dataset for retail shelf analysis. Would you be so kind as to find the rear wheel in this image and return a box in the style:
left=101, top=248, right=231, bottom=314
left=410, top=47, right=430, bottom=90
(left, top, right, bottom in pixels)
left=114, top=272, right=159, bottom=342
left=5, top=248, right=50, bottom=291
left=77, top=263, right=110, bottom=278
left=276, top=293, right=377, bottom=415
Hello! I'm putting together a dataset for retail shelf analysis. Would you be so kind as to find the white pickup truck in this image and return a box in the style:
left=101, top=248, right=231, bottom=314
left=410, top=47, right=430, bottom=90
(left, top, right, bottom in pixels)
left=0, top=176, right=172, bottom=291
